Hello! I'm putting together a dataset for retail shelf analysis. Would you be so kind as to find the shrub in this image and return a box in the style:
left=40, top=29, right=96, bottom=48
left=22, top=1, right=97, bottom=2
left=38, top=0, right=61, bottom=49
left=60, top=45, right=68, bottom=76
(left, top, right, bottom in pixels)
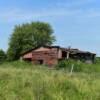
left=56, top=59, right=76, bottom=70
left=0, top=49, right=6, bottom=64
left=56, top=59, right=90, bottom=72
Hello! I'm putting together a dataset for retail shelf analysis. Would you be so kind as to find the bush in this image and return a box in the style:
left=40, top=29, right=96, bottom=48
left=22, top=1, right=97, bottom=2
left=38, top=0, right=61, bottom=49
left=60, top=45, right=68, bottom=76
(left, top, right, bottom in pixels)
left=56, top=59, right=77, bottom=70
left=0, top=49, right=6, bottom=64
left=56, top=59, right=92, bottom=72
left=95, top=57, right=100, bottom=64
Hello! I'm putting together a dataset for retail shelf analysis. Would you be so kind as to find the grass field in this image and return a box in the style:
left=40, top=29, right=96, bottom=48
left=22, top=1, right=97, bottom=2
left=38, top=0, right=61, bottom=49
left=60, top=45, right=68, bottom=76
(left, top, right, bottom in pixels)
left=0, top=61, right=100, bottom=100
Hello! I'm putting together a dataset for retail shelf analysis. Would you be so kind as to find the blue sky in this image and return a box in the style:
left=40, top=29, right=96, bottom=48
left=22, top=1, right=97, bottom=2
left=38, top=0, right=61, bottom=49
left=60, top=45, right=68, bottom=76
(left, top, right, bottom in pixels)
left=0, top=0, right=100, bottom=55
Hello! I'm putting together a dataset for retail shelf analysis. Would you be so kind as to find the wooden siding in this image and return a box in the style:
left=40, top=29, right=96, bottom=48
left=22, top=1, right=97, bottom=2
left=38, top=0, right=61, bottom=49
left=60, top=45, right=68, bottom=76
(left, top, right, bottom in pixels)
left=32, top=47, right=58, bottom=66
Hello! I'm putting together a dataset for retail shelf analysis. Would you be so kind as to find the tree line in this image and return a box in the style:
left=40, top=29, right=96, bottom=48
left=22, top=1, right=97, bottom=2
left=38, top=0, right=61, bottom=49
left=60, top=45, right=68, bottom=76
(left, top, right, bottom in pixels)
left=0, top=21, right=55, bottom=63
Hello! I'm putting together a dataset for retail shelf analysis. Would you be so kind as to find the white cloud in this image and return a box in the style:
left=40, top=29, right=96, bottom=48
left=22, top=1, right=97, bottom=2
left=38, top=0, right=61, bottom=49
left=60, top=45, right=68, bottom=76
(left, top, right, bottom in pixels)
left=0, top=0, right=99, bottom=23
left=0, top=3, right=100, bottom=23
left=0, top=8, right=81, bottom=23
left=56, top=0, right=96, bottom=8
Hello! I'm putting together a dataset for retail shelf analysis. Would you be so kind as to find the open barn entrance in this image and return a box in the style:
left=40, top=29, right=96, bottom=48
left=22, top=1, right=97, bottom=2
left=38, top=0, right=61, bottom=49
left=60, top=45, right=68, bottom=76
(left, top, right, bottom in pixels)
left=37, top=60, right=44, bottom=65
left=62, top=51, right=67, bottom=58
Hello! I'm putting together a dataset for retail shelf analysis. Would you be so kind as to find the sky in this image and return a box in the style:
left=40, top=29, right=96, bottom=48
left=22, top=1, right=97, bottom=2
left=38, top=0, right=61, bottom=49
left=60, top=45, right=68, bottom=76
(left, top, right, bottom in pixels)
left=0, top=0, right=100, bottom=56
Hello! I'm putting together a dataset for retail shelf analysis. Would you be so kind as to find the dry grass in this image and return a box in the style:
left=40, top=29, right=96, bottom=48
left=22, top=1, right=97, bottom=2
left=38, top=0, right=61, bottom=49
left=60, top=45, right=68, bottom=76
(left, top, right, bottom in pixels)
left=0, top=61, right=100, bottom=100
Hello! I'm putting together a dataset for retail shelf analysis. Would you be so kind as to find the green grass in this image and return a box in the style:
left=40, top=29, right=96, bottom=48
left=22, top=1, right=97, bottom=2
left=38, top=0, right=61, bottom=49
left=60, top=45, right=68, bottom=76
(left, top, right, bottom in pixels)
left=0, top=61, right=100, bottom=100
left=56, top=59, right=100, bottom=73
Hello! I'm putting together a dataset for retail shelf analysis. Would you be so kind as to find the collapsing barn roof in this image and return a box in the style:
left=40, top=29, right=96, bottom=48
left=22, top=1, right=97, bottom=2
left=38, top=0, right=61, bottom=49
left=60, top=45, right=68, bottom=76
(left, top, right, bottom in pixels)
left=21, top=45, right=96, bottom=56
left=21, top=45, right=96, bottom=65
left=58, top=47, right=96, bottom=56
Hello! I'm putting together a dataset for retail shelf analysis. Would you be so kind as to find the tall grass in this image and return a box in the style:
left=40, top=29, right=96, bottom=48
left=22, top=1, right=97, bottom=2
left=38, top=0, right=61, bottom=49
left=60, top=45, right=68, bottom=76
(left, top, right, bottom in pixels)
left=56, top=59, right=100, bottom=73
left=0, top=61, right=100, bottom=100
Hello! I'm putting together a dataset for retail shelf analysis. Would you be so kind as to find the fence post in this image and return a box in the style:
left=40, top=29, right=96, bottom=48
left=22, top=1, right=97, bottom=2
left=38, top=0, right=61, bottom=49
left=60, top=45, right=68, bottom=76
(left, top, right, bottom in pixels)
left=70, top=64, right=74, bottom=76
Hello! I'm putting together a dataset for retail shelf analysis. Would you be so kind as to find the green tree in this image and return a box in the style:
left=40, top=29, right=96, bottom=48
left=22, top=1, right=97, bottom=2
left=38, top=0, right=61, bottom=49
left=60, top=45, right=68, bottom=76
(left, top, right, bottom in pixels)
left=7, top=22, right=55, bottom=61
left=0, top=49, right=6, bottom=63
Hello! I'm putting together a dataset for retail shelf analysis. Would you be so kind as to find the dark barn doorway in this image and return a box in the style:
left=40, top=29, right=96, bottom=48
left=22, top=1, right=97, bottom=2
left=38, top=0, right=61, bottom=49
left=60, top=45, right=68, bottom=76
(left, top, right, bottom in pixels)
left=38, top=60, right=44, bottom=65
left=62, top=51, right=67, bottom=58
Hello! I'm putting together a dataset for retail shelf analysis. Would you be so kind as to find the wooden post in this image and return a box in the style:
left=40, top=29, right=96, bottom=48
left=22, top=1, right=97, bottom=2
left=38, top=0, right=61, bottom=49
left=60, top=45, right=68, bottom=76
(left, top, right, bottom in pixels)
left=67, top=46, right=71, bottom=60
left=70, top=64, right=74, bottom=76
left=67, top=52, right=70, bottom=59
left=20, top=57, right=23, bottom=61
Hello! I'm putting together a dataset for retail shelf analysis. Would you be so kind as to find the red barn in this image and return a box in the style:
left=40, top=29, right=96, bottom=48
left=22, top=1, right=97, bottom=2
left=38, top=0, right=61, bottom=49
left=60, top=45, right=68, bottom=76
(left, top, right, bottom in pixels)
left=21, top=46, right=96, bottom=66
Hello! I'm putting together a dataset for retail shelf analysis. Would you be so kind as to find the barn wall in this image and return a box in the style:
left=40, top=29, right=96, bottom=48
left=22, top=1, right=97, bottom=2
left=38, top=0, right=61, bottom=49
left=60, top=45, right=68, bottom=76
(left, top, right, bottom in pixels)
left=32, top=48, right=59, bottom=66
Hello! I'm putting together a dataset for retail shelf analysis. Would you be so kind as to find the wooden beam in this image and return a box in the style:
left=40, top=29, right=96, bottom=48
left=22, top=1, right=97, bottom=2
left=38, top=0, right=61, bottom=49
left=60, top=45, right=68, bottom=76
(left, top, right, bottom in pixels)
left=67, top=52, right=70, bottom=59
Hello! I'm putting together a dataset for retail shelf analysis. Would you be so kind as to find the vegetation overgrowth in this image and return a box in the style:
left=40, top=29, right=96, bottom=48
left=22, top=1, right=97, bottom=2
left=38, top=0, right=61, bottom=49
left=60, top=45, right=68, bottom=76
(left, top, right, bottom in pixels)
left=56, top=58, right=100, bottom=73
left=0, top=60, right=100, bottom=100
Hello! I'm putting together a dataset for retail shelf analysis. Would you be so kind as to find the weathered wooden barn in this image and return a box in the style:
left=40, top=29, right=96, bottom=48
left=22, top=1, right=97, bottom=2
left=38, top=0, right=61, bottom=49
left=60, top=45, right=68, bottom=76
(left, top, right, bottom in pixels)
left=21, top=46, right=96, bottom=66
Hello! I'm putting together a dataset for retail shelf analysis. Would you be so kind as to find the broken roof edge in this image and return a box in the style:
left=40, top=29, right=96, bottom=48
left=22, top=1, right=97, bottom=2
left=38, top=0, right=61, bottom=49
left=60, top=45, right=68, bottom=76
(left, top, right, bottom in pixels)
left=20, top=45, right=61, bottom=56
left=20, top=45, right=96, bottom=56
left=69, top=49, right=96, bottom=55
left=59, top=48, right=96, bottom=55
